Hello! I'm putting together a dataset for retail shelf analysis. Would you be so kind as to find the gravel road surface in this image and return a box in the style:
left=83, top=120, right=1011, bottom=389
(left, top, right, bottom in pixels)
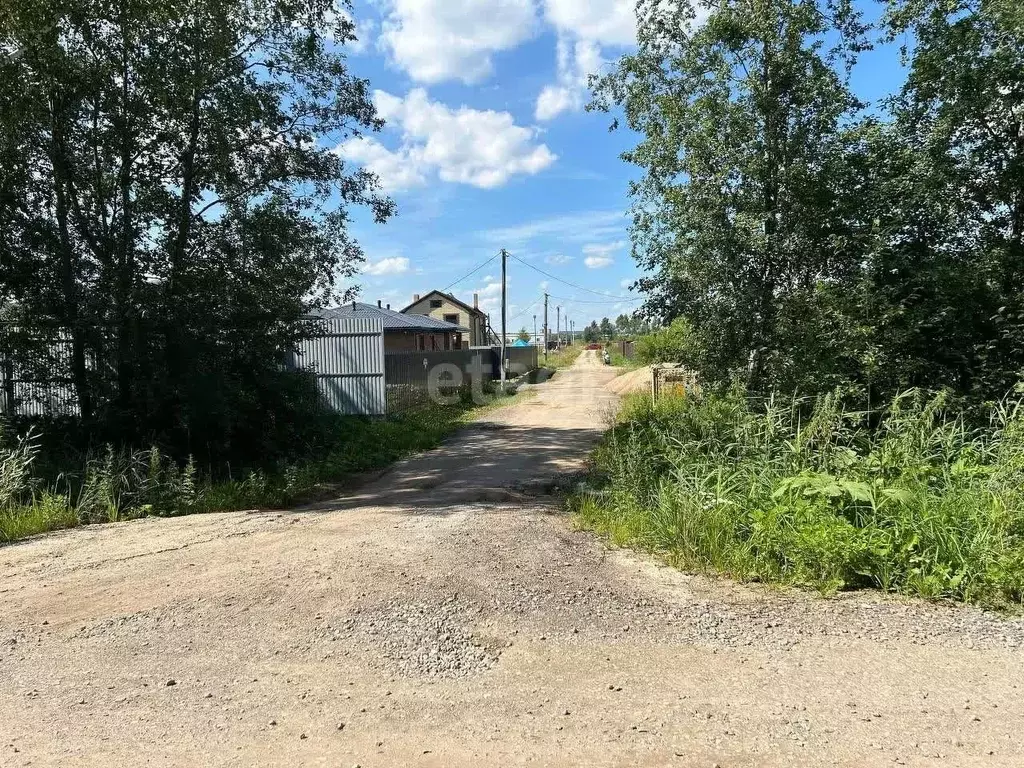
left=2, top=351, right=1024, bottom=767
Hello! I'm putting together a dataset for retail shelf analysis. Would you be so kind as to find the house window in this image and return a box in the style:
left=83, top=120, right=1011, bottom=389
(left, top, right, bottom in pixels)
left=443, top=313, right=459, bottom=325
left=430, top=299, right=443, bottom=309
left=417, top=334, right=425, bottom=351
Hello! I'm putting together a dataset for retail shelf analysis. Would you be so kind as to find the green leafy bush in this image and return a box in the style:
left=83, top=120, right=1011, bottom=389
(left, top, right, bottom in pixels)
left=634, top=318, right=695, bottom=365
left=572, top=389, right=1024, bottom=606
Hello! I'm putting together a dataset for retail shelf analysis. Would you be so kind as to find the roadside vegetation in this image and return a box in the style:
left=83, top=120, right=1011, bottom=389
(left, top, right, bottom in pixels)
left=568, top=0, right=1024, bottom=608
left=633, top=319, right=693, bottom=366
left=605, top=347, right=638, bottom=369
left=0, top=389, right=522, bottom=544
left=573, top=389, right=1024, bottom=607
left=544, top=345, right=583, bottom=370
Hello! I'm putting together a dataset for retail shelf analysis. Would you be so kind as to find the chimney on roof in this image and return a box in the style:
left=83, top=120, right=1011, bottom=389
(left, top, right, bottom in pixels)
left=352, top=301, right=356, bottom=310
left=413, top=293, right=421, bottom=303
left=387, top=303, right=391, bottom=310
left=377, top=299, right=382, bottom=308
left=473, top=292, right=479, bottom=310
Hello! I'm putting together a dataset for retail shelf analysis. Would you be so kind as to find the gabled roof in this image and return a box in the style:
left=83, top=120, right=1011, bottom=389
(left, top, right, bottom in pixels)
left=401, top=290, right=486, bottom=317
left=312, top=303, right=468, bottom=332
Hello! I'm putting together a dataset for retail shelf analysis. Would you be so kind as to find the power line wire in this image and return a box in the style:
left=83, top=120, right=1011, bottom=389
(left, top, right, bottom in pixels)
left=508, top=253, right=636, bottom=301
left=507, top=297, right=542, bottom=325
left=548, top=293, right=644, bottom=306
left=441, top=252, right=501, bottom=293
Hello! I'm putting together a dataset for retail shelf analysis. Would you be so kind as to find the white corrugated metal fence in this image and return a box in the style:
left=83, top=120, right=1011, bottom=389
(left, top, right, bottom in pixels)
left=290, top=317, right=386, bottom=415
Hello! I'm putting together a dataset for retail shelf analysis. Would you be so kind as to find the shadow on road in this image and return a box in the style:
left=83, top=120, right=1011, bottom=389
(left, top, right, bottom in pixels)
left=304, top=420, right=606, bottom=515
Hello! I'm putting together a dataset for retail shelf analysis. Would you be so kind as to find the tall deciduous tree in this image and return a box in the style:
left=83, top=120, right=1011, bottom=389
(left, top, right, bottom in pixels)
left=0, top=0, right=392, bottom=457
left=878, top=0, right=1024, bottom=400
left=592, top=0, right=868, bottom=390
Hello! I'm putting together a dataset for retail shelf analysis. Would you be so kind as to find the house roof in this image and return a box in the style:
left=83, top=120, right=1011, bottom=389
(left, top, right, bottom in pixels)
left=401, top=289, right=486, bottom=317
left=312, top=303, right=469, bottom=332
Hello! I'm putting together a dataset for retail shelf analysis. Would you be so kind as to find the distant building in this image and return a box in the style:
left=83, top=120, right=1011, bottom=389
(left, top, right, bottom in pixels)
left=312, top=302, right=467, bottom=352
left=403, top=290, right=489, bottom=348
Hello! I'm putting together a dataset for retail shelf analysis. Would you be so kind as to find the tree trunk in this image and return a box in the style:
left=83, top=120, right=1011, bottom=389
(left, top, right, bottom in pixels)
left=115, top=19, right=136, bottom=420
left=48, top=95, right=93, bottom=426
left=161, top=88, right=202, bottom=431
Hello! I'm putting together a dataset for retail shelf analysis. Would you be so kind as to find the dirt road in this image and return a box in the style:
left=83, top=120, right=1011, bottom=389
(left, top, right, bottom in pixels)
left=3, top=351, right=1024, bottom=767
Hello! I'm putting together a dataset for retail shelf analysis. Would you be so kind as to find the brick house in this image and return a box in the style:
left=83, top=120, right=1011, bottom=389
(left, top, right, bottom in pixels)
left=402, top=290, right=490, bottom=348
left=314, top=302, right=468, bottom=352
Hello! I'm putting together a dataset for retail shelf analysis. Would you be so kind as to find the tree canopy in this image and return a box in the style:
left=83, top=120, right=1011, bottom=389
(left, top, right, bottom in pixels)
left=0, top=0, right=392, bottom=459
left=594, top=0, right=1024, bottom=405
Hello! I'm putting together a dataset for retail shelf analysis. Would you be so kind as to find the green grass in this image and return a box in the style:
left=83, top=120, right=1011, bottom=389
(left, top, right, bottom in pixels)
left=606, top=345, right=641, bottom=370
left=0, top=388, right=527, bottom=544
left=0, top=492, right=78, bottom=541
left=571, top=389, right=1024, bottom=607
left=544, top=344, right=583, bottom=369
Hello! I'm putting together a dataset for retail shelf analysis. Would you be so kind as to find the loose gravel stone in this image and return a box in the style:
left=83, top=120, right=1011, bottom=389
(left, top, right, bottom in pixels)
left=325, top=597, right=500, bottom=678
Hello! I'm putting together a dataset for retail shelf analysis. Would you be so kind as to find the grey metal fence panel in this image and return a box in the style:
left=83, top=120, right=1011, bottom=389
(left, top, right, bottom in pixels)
left=0, top=325, right=82, bottom=418
left=504, top=346, right=539, bottom=376
left=384, top=346, right=541, bottom=413
left=290, top=318, right=386, bottom=416
left=384, top=348, right=496, bottom=413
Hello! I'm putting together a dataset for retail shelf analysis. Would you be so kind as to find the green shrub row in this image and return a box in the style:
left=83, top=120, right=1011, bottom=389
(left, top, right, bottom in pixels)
left=0, top=398, right=498, bottom=543
left=571, top=389, right=1024, bottom=606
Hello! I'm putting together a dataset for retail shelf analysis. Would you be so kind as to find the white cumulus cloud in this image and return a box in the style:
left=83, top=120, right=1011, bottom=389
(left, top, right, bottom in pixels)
left=542, top=0, right=637, bottom=46
left=364, top=256, right=411, bottom=276
left=535, top=0, right=633, bottom=120
left=473, top=279, right=505, bottom=314
left=378, top=0, right=537, bottom=84
left=584, top=240, right=625, bottom=256
left=584, top=255, right=614, bottom=269
left=535, top=37, right=604, bottom=120
left=336, top=88, right=556, bottom=191
left=334, top=138, right=428, bottom=192
left=534, top=2, right=709, bottom=121
left=582, top=240, right=624, bottom=269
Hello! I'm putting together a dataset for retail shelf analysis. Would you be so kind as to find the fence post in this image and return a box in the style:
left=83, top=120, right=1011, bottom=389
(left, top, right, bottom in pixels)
left=1, top=351, right=13, bottom=416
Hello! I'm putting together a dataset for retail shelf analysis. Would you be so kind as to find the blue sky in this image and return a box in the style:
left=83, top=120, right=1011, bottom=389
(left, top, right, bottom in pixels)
left=336, top=0, right=906, bottom=333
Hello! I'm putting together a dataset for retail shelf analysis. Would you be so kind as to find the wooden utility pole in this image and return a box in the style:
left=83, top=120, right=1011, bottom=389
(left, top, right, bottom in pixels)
left=533, top=314, right=538, bottom=346
left=543, top=293, right=549, bottom=361
left=500, top=249, right=508, bottom=389
left=556, top=306, right=561, bottom=347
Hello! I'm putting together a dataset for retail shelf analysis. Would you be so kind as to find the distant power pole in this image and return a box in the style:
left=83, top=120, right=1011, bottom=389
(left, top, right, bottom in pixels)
left=570, top=319, right=574, bottom=345
left=556, top=306, right=561, bottom=347
left=533, top=314, right=538, bottom=346
left=500, top=248, right=508, bottom=389
left=543, top=293, right=549, bottom=361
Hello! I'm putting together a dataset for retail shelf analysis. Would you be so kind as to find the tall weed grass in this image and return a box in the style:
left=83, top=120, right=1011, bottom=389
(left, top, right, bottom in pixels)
left=572, top=389, right=1024, bottom=606
left=0, top=397, right=502, bottom=543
